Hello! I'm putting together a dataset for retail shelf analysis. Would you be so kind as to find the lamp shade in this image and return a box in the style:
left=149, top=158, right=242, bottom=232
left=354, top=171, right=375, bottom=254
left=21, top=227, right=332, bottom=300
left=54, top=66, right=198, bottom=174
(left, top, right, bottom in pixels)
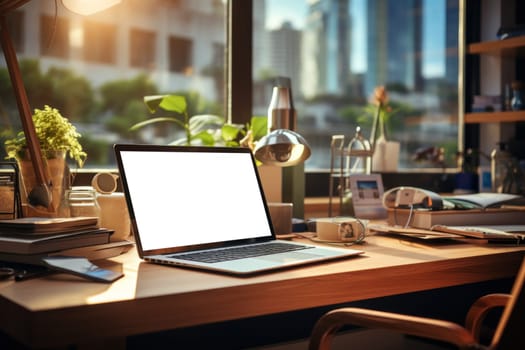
left=62, top=0, right=121, bottom=15
left=255, top=79, right=311, bottom=167
left=254, top=129, right=311, bottom=167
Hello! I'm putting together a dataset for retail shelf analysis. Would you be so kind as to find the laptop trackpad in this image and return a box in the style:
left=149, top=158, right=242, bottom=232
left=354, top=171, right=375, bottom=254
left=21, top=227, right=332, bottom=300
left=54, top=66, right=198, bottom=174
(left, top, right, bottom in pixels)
left=256, top=251, right=325, bottom=263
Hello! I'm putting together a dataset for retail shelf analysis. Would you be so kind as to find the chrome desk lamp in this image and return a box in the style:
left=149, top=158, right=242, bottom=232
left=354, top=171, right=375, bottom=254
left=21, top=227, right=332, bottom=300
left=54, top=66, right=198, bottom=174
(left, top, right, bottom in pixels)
left=254, top=78, right=311, bottom=167
left=254, top=78, right=311, bottom=219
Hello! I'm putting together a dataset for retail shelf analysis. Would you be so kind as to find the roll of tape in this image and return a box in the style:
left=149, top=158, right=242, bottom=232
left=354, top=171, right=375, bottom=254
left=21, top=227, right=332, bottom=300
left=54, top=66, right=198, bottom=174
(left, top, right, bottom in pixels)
left=92, top=172, right=119, bottom=194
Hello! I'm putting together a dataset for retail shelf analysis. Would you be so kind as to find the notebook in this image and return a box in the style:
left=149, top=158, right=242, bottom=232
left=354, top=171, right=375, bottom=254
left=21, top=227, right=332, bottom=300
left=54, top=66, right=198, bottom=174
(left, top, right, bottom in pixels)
left=114, top=144, right=364, bottom=275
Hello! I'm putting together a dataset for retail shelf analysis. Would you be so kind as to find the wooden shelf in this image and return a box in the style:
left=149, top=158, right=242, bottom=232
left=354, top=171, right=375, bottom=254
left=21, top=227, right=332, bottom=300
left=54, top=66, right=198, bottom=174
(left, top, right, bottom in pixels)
left=466, top=35, right=525, bottom=124
left=468, top=36, right=525, bottom=55
left=465, top=110, right=525, bottom=123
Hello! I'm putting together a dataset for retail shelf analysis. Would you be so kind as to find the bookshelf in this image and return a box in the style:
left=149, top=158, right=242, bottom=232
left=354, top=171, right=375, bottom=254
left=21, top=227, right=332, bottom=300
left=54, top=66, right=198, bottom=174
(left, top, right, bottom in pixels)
left=466, top=35, right=525, bottom=124
left=465, top=1, right=525, bottom=125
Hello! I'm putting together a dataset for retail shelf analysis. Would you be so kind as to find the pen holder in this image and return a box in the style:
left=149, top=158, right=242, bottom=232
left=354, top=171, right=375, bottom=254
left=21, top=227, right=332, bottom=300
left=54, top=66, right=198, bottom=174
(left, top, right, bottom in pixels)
left=96, top=192, right=131, bottom=241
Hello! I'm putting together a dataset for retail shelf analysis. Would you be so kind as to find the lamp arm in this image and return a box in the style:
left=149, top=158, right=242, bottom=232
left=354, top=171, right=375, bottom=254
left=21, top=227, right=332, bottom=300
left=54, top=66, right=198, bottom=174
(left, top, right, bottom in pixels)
left=1, top=16, right=52, bottom=208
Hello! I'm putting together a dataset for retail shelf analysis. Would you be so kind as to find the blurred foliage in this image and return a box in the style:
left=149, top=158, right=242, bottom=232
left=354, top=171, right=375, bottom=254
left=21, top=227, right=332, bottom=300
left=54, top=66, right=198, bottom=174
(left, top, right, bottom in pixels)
left=0, top=60, right=94, bottom=123
left=98, top=74, right=158, bottom=115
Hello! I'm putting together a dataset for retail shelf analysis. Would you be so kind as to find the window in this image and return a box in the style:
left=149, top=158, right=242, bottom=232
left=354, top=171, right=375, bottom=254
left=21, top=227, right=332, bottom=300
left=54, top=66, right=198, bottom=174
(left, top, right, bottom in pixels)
left=40, top=15, right=69, bottom=58
left=168, top=36, right=193, bottom=74
left=0, top=0, right=461, bottom=175
left=83, top=20, right=116, bottom=64
left=0, top=0, right=227, bottom=168
left=255, top=0, right=460, bottom=171
left=130, top=28, right=156, bottom=69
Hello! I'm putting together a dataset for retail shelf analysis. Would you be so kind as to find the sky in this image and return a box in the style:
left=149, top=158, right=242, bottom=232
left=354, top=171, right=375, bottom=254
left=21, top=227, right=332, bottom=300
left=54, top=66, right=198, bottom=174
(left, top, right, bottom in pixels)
left=265, top=0, right=446, bottom=77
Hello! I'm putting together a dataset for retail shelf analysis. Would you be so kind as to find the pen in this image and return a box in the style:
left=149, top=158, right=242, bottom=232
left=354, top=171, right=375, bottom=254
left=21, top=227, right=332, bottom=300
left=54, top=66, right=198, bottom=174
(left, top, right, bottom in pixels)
left=14, top=269, right=54, bottom=282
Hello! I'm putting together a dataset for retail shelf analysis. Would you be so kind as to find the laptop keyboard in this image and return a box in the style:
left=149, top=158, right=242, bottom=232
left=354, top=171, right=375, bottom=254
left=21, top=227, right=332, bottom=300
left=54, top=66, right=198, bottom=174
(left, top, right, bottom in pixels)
left=172, top=242, right=314, bottom=263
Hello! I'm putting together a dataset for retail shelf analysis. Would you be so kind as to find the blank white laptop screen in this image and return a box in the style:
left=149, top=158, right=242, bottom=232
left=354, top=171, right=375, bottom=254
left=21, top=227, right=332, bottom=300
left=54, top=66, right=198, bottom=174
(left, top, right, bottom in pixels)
left=119, top=149, right=273, bottom=251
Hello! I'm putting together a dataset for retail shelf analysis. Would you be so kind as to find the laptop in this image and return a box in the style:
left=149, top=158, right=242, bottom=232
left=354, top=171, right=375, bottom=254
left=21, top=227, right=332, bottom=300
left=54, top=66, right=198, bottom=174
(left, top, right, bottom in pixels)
left=114, top=144, right=364, bottom=275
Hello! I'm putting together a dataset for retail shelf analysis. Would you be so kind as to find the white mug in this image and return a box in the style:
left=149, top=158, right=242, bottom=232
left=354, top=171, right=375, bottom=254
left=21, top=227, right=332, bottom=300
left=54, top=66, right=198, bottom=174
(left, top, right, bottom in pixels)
left=96, top=192, right=131, bottom=241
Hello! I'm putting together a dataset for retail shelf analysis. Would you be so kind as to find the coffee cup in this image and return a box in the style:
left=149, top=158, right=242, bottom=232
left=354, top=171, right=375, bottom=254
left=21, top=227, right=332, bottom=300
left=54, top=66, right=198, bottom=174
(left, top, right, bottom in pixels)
left=314, top=217, right=366, bottom=243
left=268, top=202, right=293, bottom=235
left=96, top=192, right=131, bottom=241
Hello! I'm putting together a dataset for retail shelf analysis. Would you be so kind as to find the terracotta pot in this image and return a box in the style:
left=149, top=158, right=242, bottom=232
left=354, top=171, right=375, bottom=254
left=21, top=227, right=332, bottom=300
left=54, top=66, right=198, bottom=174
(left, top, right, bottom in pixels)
left=17, top=151, right=71, bottom=217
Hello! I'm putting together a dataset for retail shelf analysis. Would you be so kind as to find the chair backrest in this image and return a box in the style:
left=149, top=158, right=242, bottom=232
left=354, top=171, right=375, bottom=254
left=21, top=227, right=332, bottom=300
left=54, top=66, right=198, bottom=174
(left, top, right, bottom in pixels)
left=491, top=256, right=525, bottom=350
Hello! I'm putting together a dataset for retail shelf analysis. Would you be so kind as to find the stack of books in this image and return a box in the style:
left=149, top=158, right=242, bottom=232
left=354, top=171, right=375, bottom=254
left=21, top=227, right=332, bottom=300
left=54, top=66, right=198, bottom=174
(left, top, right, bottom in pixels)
left=379, top=193, right=525, bottom=243
left=0, top=217, right=132, bottom=265
left=386, top=206, right=524, bottom=229
left=471, top=95, right=502, bottom=112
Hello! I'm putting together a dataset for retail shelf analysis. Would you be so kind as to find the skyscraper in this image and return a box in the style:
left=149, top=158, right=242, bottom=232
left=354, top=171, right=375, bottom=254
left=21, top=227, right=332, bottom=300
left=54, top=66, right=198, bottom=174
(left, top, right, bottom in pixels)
left=267, top=22, right=302, bottom=92
left=301, top=0, right=351, bottom=98
left=366, top=0, right=423, bottom=96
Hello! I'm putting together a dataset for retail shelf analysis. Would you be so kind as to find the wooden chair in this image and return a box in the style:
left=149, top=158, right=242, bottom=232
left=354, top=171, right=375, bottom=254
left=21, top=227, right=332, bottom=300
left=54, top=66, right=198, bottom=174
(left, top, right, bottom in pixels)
left=309, top=257, right=525, bottom=350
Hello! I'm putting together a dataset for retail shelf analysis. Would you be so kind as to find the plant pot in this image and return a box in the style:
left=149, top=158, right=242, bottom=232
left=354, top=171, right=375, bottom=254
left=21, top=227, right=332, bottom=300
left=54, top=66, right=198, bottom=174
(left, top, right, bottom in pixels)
left=454, top=172, right=479, bottom=194
left=17, top=151, right=71, bottom=217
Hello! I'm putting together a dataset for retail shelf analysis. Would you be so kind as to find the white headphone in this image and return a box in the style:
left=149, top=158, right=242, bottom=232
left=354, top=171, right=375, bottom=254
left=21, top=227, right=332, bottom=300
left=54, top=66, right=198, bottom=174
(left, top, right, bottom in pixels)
left=382, top=186, right=443, bottom=210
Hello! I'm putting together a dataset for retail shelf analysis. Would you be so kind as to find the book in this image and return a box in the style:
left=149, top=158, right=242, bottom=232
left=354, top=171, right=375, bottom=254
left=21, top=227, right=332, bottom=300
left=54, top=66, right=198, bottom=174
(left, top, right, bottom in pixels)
left=387, top=207, right=525, bottom=230
left=430, top=225, right=525, bottom=242
left=442, top=193, right=524, bottom=209
left=0, top=240, right=134, bottom=265
left=368, top=223, right=467, bottom=241
left=0, top=217, right=99, bottom=235
left=0, top=228, right=112, bottom=255
left=370, top=223, right=525, bottom=243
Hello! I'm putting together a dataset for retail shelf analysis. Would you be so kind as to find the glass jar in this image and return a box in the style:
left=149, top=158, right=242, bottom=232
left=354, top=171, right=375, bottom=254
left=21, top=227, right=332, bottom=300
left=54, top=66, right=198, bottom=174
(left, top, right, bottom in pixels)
left=65, top=186, right=101, bottom=224
left=490, top=143, right=514, bottom=193
left=346, top=126, right=372, bottom=175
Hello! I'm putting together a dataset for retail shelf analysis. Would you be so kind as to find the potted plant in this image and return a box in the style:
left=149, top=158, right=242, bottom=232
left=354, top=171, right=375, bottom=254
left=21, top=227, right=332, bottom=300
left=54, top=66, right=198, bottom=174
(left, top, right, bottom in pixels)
left=368, top=86, right=400, bottom=172
left=130, top=94, right=267, bottom=148
left=4, top=105, right=86, bottom=216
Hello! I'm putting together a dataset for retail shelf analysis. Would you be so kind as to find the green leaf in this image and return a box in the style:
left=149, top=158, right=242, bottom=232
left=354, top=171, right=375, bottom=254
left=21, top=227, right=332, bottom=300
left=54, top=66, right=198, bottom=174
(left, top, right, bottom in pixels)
left=192, top=131, right=215, bottom=145
left=250, top=116, right=268, bottom=140
left=144, top=94, right=187, bottom=114
left=159, top=95, right=187, bottom=114
left=225, top=140, right=240, bottom=147
left=221, top=124, right=242, bottom=142
left=143, top=95, right=166, bottom=113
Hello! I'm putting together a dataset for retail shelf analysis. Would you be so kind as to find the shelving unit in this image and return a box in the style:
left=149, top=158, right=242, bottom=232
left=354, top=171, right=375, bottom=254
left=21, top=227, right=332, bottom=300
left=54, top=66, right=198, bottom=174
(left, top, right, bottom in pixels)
left=467, top=35, right=525, bottom=124
left=468, top=36, right=525, bottom=55
left=465, top=110, right=525, bottom=124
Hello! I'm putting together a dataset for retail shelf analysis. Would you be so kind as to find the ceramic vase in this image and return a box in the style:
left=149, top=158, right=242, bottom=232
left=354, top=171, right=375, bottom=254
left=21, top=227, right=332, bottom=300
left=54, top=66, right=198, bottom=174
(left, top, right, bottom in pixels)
left=372, top=112, right=399, bottom=172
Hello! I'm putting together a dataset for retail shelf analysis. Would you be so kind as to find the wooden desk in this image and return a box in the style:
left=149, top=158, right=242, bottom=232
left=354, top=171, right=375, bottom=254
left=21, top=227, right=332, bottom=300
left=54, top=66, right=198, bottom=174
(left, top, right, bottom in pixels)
left=1, top=234, right=524, bottom=349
